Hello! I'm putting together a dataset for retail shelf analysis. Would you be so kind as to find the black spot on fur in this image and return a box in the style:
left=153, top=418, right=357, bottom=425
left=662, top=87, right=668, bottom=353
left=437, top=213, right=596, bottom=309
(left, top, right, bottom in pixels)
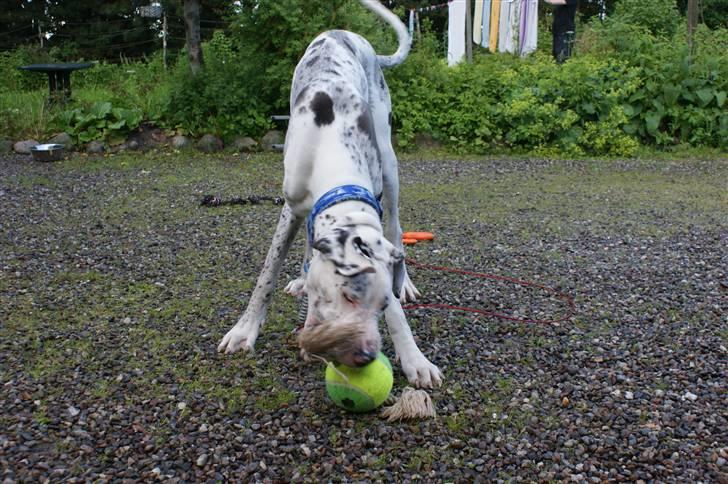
left=310, top=38, right=326, bottom=49
left=388, top=111, right=392, bottom=126
left=357, top=111, right=374, bottom=140
left=335, top=87, right=343, bottom=93
left=305, top=55, right=320, bottom=68
left=324, top=69, right=339, bottom=76
left=379, top=75, right=385, bottom=90
left=310, top=91, right=335, bottom=126
left=299, top=106, right=307, bottom=114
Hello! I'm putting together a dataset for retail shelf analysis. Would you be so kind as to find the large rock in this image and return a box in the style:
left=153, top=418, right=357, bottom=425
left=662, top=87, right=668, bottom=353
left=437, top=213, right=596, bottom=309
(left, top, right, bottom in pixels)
left=13, top=139, right=39, bottom=154
left=86, top=140, right=106, bottom=154
left=231, top=136, right=257, bottom=153
left=196, top=134, right=223, bottom=153
left=171, top=135, right=191, bottom=150
left=47, top=132, right=73, bottom=148
left=260, top=130, right=284, bottom=151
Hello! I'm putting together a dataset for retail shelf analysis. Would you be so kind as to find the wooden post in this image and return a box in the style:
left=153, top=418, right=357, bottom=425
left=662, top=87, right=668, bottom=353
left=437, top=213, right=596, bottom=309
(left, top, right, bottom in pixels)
left=183, top=0, right=203, bottom=75
left=465, top=0, right=473, bottom=63
left=162, top=12, right=168, bottom=69
left=687, top=0, right=698, bottom=54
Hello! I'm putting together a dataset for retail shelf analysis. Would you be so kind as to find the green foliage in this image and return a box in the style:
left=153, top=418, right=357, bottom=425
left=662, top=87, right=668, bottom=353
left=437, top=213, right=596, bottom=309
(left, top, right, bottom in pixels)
left=0, top=45, right=53, bottom=93
left=227, top=0, right=397, bottom=110
left=0, top=90, right=50, bottom=140
left=161, top=31, right=272, bottom=140
left=387, top=38, right=640, bottom=156
left=611, top=0, right=680, bottom=38
left=53, top=101, right=143, bottom=144
left=580, top=8, right=728, bottom=149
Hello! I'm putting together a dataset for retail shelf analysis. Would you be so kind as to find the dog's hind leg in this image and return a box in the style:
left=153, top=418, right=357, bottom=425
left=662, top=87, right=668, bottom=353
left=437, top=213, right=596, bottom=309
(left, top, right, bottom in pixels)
left=218, top=204, right=302, bottom=354
left=374, top=105, right=420, bottom=302
left=284, top=237, right=311, bottom=298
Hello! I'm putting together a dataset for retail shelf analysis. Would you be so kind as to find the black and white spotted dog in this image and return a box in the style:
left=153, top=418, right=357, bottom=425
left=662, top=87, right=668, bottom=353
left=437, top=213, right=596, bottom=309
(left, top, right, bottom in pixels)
left=218, top=0, right=441, bottom=388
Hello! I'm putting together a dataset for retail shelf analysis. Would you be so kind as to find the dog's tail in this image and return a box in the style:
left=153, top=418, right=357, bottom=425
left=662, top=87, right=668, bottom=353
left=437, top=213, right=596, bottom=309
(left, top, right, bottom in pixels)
left=359, top=0, right=411, bottom=68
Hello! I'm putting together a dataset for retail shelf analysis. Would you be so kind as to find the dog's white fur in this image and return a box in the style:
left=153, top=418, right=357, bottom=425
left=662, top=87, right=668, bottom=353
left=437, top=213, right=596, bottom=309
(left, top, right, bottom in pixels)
left=218, top=0, right=441, bottom=388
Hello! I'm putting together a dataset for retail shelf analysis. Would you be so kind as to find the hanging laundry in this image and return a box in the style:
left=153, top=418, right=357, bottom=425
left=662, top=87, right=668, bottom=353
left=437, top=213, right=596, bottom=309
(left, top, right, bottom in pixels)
left=481, top=0, right=492, bottom=48
left=489, top=0, right=501, bottom=52
left=408, top=9, right=415, bottom=38
left=473, top=0, right=484, bottom=44
left=448, top=0, right=467, bottom=66
left=518, top=0, right=538, bottom=56
left=498, top=0, right=520, bottom=54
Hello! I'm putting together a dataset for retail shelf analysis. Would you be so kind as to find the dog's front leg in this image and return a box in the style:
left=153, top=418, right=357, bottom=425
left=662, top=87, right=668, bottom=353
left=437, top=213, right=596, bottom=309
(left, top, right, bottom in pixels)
left=218, top=204, right=302, bottom=354
left=385, top=299, right=442, bottom=388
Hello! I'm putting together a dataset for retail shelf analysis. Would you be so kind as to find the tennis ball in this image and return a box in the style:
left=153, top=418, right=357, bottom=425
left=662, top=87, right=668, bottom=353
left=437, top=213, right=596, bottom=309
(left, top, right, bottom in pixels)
left=325, top=352, right=393, bottom=413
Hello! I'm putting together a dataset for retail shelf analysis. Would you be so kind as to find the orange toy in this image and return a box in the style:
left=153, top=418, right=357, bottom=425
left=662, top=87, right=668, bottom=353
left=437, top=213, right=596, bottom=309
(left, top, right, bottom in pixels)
left=402, top=231, right=434, bottom=241
left=402, top=238, right=418, bottom=245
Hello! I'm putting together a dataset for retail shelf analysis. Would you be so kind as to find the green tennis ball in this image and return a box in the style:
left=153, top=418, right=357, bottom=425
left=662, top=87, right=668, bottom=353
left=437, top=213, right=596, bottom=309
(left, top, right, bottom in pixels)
left=325, top=352, right=393, bottom=413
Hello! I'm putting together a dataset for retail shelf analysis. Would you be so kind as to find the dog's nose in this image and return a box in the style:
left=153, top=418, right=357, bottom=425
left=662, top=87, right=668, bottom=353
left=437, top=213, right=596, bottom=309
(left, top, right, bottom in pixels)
left=352, top=349, right=376, bottom=367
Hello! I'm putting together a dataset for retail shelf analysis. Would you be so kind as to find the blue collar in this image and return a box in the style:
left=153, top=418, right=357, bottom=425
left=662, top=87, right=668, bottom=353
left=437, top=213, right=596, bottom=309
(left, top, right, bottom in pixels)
left=306, top=185, right=383, bottom=245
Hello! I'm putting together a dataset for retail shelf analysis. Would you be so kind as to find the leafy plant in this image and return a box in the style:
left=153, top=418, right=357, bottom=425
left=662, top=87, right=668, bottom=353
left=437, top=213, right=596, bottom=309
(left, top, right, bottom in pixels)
left=53, top=101, right=143, bottom=145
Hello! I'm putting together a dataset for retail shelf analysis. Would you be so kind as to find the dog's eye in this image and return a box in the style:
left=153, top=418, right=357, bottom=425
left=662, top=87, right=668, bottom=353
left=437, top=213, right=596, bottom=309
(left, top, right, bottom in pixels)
left=352, top=236, right=373, bottom=259
left=343, top=292, right=357, bottom=305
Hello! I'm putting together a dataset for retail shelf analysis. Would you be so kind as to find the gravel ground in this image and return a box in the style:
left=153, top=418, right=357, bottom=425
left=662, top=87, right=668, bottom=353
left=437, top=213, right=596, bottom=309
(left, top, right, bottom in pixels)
left=1, top=151, right=726, bottom=482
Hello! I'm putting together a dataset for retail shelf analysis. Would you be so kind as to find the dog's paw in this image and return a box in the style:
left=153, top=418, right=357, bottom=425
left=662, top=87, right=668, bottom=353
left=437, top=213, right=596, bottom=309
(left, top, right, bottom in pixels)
left=400, top=353, right=442, bottom=389
left=217, top=317, right=261, bottom=354
left=285, top=277, right=306, bottom=297
left=399, top=273, right=421, bottom=303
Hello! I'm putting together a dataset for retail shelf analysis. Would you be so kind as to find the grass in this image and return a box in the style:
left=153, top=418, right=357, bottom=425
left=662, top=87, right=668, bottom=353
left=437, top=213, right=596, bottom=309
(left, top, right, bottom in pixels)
left=1, top=149, right=726, bottom=480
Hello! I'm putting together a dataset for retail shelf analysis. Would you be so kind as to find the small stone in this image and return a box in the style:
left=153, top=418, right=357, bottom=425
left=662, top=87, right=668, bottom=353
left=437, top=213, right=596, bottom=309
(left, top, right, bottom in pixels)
left=682, top=391, right=698, bottom=401
left=177, top=402, right=187, bottom=410
left=67, top=406, right=80, bottom=417
left=260, top=130, right=284, bottom=151
left=196, top=134, right=223, bottom=153
left=562, top=397, right=569, bottom=407
left=300, top=444, right=311, bottom=457
left=171, top=135, right=191, bottom=149
left=47, top=132, right=73, bottom=147
left=13, top=139, right=39, bottom=154
left=232, top=136, right=257, bottom=152
left=625, top=391, right=634, bottom=400
left=86, top=140, right=105, bottom=153
left=196, top=454, right=208, bottom=467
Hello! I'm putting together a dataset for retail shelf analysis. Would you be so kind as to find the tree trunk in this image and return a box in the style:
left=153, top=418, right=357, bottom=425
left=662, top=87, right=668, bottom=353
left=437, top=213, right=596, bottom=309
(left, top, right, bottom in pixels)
left=183, top=0, right=203, bottom=74
left=687, top=0, right=698, bottom=54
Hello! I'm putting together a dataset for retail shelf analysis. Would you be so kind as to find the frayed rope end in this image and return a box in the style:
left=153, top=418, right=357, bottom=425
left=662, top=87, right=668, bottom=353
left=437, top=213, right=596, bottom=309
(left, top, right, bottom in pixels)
left=381, top=387, right=436, bottom=422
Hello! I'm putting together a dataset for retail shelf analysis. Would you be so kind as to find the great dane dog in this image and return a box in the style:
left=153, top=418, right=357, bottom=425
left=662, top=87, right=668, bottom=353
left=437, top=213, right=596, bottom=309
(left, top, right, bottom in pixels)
left=218, top=0, right=442, bottom=388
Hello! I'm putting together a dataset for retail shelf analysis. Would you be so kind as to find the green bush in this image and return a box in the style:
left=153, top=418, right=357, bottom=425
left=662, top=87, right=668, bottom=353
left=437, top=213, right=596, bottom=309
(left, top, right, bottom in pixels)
left=161, top=31, right=272, bottom=140
left=581, top=11, right=728, bottom=148
left=386, top=38, right=640, bottom=156
left=0, top=45, right=53, bottom=94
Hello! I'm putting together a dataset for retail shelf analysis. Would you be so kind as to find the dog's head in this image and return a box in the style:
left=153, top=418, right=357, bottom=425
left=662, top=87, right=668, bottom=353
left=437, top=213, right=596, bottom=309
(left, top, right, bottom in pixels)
left=298, top=212, right=403, bottom=367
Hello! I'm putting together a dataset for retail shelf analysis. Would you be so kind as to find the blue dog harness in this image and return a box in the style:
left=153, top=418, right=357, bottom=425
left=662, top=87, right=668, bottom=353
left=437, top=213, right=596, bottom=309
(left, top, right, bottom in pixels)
left=306, top=184, right=383, bottom=247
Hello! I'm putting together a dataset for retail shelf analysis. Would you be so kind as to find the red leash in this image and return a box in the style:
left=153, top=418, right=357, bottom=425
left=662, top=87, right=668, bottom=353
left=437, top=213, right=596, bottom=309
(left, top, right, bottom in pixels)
left=403, top=258, right=575, bottom=325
